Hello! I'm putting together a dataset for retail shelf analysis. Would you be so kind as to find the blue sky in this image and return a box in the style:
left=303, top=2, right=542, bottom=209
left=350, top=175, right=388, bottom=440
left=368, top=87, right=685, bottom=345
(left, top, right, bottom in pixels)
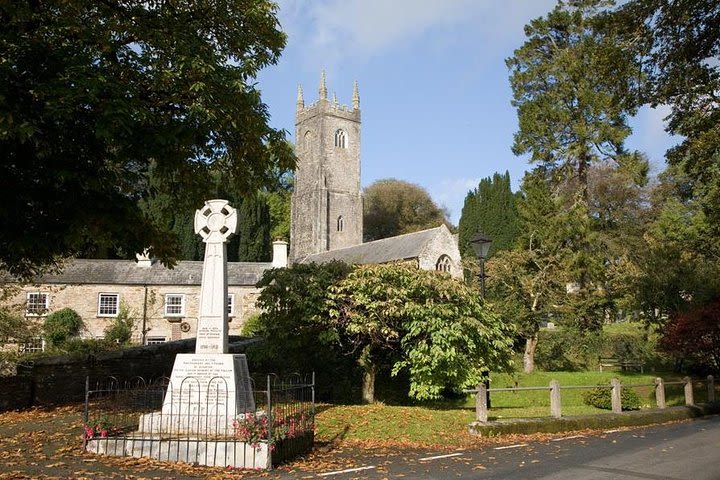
left=257, top=0, right=679, bottom=224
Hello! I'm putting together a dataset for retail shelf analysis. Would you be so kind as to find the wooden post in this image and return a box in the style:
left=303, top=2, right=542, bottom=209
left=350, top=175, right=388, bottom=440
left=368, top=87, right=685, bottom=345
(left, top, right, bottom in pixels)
left=476, top=383, right=488, bottom=422
left=708, top=375, right=715, bottom=403
left=611, top=378, right=622, bottom=414
left=655, top=377, right=666, bottom=409
left=550, top=380, right=561, bottom=418
left=684, top=376, right=694, bottom=406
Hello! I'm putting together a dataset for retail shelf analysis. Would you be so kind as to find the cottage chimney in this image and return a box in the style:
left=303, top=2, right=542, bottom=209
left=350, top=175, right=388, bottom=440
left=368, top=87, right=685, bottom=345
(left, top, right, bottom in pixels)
left=135, top=250, right=152, bottom=268
left=271, top=240, right=288, bottom=268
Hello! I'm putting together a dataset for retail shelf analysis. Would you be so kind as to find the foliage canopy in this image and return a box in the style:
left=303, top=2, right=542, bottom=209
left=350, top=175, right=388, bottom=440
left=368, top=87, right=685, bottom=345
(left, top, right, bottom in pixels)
left=0, top=1, right=294, bottom=278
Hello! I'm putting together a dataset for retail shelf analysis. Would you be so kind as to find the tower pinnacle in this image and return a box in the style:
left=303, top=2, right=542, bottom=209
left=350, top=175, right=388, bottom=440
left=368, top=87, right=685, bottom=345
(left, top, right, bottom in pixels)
left=352, top=80, right=360, bottom=110
left=319, top=70, right=327, bottom=100
left=297, top=84, right=304, bottom=110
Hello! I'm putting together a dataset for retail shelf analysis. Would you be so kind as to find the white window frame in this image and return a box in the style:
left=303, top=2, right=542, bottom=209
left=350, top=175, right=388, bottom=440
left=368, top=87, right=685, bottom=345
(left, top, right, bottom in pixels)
left=25, top=292, right=49, bottom=316
left=97, top=293, right=120, bottom=317
left=227, top=294, right=235, bottom=317
left=164, top=294, right=186, bottom=317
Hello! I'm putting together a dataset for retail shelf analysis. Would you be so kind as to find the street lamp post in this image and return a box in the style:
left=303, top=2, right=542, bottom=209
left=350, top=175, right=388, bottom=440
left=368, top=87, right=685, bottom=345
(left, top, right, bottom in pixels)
left=469, top=232, right=492, bottom=300
left=470, top=232, right=492, bottom=408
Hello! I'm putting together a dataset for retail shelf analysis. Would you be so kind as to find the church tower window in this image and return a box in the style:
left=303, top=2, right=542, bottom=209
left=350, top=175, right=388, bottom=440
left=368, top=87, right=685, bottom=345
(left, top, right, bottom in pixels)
left=337, top=216, right=344, bottom=232
left=334, top=129, right=347, bottom=148
left=435, top=255, right=451, bottom=273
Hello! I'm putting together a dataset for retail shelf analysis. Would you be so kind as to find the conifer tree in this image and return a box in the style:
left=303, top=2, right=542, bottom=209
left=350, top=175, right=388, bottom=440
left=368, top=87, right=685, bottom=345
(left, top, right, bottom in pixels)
left=458, top=171, right=520, bottom=260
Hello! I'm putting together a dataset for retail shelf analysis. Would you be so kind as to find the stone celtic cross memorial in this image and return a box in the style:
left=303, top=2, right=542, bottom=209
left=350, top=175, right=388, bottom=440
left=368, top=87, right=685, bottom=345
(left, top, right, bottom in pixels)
left=139, top=199, right=255, bottom=436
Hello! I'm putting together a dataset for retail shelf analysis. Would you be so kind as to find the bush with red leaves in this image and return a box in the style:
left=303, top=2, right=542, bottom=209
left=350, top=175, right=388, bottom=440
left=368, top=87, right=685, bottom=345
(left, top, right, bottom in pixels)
left=659, top=298, right=720, bottom=370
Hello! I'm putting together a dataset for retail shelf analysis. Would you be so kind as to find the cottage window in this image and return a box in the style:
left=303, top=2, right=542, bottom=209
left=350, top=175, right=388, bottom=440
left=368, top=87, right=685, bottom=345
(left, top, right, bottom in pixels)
left=98, top=293, right=119, bottom=317
left=26, top=292, right=49, bottom=316
left=227, top=294, right=235, bottom=317
left=146, top=336, right=167, bottom=345
left=164, top=294, right=185, bottom=317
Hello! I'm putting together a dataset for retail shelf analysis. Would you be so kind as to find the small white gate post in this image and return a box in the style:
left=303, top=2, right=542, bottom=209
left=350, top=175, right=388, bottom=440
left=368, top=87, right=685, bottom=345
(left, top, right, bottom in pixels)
left=684, top=376, right=694, bottom=406
left=655, top=377, right=666, bottom=409
left=611, top=378, right=622, bottom=414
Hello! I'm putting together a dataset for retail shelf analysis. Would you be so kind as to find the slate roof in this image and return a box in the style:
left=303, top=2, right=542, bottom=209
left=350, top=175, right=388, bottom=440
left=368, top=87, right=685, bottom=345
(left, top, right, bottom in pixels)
left=2, top=259, right=270, bottom=286
left=301, top=226, right=446, bottom=265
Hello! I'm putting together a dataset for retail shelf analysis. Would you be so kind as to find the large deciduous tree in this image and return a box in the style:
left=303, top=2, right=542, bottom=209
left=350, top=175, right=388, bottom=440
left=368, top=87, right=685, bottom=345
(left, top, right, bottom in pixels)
left=363, top=179, right=450, bottom=242
left=329, top=264, right=515, bottom=402
left=614, top=0, right=720, bottom=254
left=0, top=1, right=294, bottom=279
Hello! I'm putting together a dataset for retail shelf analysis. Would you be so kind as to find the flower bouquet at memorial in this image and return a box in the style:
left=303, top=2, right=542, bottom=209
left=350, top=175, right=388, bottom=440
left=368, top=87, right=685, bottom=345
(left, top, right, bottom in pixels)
left=83, top=417, right=124, bottom=439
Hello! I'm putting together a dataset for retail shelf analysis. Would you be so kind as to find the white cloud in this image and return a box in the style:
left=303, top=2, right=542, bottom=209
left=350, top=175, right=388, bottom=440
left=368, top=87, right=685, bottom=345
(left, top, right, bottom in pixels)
left=277, top=0, right=556, bottom=68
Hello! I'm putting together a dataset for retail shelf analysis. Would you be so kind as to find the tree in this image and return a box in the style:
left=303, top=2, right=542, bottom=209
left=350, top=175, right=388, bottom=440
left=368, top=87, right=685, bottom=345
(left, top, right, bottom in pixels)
left=659, top=298, right=720, bottom=371
left=252, top=261, right=357, bottom=401
left=363, top=179, right=450, bottom=242
left=614, top=0, right=720, bottom=254
left=486, top=174, right=568, bottom=373
left=236, top=195, right=271, bottom=262
left=507, top=0, right=645, bottom=330
left=507, top=0, right=642, bottom=203
left=329, top=264, right=515, bottom=402
left=0, top=1, right=295, bottom=279
left=458, top=171, right=520, bottom=260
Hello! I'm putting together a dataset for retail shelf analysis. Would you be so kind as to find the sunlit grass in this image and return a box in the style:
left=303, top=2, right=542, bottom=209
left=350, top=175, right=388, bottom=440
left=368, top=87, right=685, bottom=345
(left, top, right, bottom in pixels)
left=313, top=370, right=717, bottom=446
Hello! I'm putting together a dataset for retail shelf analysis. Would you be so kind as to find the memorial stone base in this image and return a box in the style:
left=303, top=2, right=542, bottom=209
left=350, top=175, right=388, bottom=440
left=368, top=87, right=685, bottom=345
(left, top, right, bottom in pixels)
left=137, top=353, right=255, bottom=436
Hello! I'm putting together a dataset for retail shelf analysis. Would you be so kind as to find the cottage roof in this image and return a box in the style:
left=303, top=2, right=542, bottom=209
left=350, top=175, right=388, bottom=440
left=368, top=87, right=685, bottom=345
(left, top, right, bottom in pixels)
left=2, top=259, right=269, bottom=286
left=300, top=225, right=450, bottom=265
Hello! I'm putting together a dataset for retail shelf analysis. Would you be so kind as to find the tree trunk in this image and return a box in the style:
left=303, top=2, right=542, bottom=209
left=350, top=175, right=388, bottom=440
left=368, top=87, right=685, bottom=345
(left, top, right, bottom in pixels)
left=359, top=345, right=375, bottom=403
left=523, top=334, right=539, bottom=374
left=362, top=366, right=376, bottom=404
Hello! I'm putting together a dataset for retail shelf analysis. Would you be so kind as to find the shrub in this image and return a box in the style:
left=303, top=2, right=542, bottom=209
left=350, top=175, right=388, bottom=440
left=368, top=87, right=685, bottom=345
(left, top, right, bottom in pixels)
left=660, top=298, right=720, bottom=371
left=103, top=303, right=135, bottom=345
left=582, top=385, right=641, bottom=411
left=44, top=308, right=83, bottom=347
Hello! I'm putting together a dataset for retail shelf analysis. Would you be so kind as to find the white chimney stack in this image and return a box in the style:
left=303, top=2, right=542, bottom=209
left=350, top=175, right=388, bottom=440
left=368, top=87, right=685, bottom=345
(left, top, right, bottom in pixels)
left=271, top=240, right=288, bottom=268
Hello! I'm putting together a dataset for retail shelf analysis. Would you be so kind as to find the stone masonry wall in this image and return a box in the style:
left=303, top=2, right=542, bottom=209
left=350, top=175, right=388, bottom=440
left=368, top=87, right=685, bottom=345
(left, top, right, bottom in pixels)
left=6, top=284, right=261, bottom=344
left=0, top=337, right=257, bottom=412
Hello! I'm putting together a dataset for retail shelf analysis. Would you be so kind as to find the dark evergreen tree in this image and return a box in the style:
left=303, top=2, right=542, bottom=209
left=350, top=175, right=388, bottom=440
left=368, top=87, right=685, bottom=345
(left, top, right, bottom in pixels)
left=237, top=195, right=271, bottom=262
left=458, top=171, right=520, bottom=260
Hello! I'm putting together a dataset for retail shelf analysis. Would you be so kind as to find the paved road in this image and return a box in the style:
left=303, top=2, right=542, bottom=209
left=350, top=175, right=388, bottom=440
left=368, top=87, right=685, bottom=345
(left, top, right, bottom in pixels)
left=275, top=415, right=720, bottom=479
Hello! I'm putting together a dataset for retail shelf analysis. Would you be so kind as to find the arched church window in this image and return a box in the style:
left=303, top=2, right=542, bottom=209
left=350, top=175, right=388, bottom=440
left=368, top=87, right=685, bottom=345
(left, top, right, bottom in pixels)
left=435, top=255, right=451, bottom=273
left=337, top=216, right=344, bottom=232
left=334, top=129, right=347, bottom=148
left=304, top=130, right=312, bottom=149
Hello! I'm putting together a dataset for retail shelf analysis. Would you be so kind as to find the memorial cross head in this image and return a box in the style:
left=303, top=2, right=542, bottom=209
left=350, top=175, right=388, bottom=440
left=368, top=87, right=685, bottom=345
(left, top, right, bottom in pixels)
left=194, top=199, right=238, bottom=243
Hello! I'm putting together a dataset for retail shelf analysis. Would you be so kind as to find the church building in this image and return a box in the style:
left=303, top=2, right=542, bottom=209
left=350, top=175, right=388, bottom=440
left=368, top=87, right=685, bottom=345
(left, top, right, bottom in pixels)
left=290, top=73, right=462, bottom=278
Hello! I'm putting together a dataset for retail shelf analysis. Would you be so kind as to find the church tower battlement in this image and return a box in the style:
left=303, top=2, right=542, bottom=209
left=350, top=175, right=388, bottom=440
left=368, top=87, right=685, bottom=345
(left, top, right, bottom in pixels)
left=290, top=72, right=363, bottom=262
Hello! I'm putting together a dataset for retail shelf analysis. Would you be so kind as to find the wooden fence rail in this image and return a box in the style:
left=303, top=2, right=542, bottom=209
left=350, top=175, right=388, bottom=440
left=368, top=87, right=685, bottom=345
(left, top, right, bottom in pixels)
left=467, top=375, right=716, bottom=423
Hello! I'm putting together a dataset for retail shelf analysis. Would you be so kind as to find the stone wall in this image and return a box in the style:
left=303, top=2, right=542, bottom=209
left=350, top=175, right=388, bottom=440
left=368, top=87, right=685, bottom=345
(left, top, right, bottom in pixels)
left=0, top=337, right=258, bottom=412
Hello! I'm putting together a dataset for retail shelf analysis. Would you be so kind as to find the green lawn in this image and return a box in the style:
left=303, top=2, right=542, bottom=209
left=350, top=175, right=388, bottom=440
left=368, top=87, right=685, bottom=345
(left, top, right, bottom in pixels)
left=314, top=370, right=717, bottom=447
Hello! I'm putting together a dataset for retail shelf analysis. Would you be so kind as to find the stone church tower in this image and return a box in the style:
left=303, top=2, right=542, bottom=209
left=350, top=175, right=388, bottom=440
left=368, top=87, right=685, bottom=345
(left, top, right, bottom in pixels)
left=290, top=72, right=363, bottom=262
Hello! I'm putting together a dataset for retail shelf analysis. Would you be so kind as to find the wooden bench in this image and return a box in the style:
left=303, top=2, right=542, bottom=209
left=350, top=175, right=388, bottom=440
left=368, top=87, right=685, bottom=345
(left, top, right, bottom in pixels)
left=599, top=358, right=644, bottom=373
